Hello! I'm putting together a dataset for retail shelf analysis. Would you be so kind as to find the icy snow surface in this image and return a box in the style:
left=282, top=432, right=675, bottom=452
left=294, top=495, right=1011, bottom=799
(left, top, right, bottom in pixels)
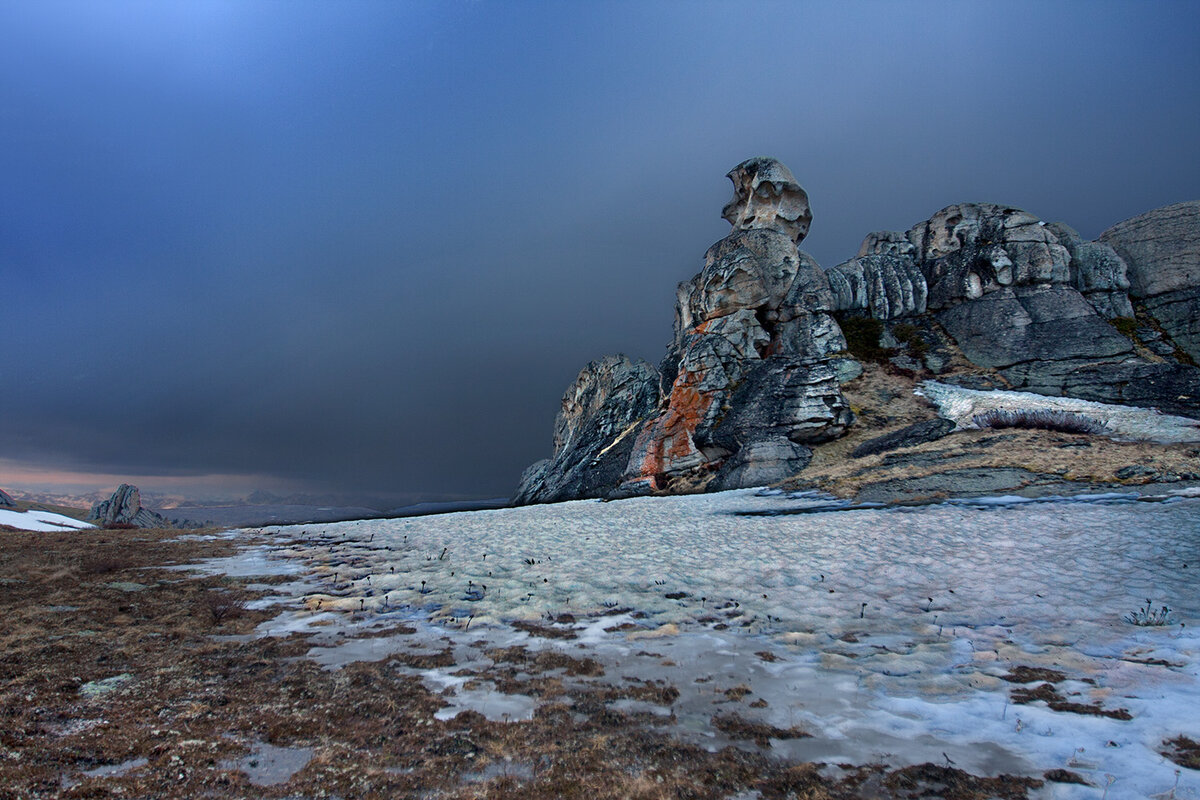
left=918, top=380, right=1200, bottom=443
left=0, top=507, right=95, bottom=532
left=255, top=488, right=1200, bottom=798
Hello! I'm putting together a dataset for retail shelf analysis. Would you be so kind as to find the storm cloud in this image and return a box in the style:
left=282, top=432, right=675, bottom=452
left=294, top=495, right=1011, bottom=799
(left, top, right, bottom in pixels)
left=3, top=2, right=1198, bottom=504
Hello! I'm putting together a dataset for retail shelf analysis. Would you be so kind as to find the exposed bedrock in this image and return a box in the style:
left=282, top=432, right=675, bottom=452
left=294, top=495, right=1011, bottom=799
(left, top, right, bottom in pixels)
left=516, top=172, right=1200, bottom=503
left=0, top=488, right=16, bottom=508
left=515, top=158, right=853, bottom=504
left=513, top=355, right=661, bottom=505
left=1100, top=201, right=1200, bottom=363
left=87, top=483, right=172, bottom=529
left=828, top=201, right=1200, bottom=417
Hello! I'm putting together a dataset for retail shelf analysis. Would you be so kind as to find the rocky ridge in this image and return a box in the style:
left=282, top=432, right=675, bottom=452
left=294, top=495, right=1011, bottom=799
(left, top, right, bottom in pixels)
left=826, top=201, right=1200, bottom=417
left=515, top=160, right=1199, bottom=505
left=87, top=483, right=173, bottom=529
left=0, top=488, right=15, bottom=508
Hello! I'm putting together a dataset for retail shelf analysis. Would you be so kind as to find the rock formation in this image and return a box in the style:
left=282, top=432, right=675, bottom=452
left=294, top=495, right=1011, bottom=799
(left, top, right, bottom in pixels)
left=0, top=488, right=16, bottom=508
left=87, top=484, right=172, bottom=529
left=517, top=162, right=1200, bottom=504
left=827, top=202, right=1200, bottom=418
left=1099, top=201, right=1200, bottom=363
left=516, top=158, right=853, bottom=504
left=514, top=355, right=661, bottom=504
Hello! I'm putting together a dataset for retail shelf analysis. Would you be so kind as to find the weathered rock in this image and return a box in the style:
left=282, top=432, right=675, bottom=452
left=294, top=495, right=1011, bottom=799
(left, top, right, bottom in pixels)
left=1100, top=201, right=1200, bottom=362
left=1000, top=359, right=1200, bottom=419
left=1100, top=201, right=1200, bottom=297
left=721, top=156, right=812, bottom=244
left=616, top=161, right=851, bottom=494
left=829, top=201, right=1200, bottom=418
left=512, top=355, right=661, bottom=505
left=516, top=158, right=853, bottom=503
left=86, top=484, right=172, bottom=529
left=1045, top=222, right=1134, bottom=319
left=850, top=418, right=956, bottom=459
left=826, top=253, right=928, bottom=320
left=692, top=357, right=852, bottom=455
left=0, top=488, right=16, bottom=508
left=709, top=437, right=812, bottom=492
left=935, top=285, right=1133, bottom=369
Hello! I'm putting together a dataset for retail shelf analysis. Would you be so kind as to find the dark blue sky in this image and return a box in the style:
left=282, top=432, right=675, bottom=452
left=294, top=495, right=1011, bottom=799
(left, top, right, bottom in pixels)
left=2, top=1, right=1198, bottom=504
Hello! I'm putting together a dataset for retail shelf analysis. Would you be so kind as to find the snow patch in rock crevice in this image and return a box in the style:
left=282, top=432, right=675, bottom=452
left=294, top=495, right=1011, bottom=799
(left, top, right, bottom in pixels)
left=916, top=380, right=1200, bottom=443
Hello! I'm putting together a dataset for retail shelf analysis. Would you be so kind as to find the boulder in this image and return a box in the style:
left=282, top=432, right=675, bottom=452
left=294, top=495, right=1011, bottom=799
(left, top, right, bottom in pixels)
left=87, top=484, right=172, bottom=529
left=850, top=418, right=956, bottom=459
left=1100, top=201, right=1200, bottom=362
left=512, top=355, right=661, bottom=505
left=0, top=488, right=16, bottom=508
left=709, top=437, right=812, bottom=492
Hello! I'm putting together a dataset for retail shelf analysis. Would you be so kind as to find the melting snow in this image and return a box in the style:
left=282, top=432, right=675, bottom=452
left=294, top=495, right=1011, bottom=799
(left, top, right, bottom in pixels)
left=917, top=380, right=1200, bottom=443
left=0, top=508, right=95, bottom=532
left=240, top=489, right=1200, bottom=798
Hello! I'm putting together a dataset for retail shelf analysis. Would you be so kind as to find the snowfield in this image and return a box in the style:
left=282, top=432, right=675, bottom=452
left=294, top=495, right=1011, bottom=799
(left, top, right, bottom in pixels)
left=0, top=507, right=95, bottom=532
left=247, top=488, right=1200, bottom=798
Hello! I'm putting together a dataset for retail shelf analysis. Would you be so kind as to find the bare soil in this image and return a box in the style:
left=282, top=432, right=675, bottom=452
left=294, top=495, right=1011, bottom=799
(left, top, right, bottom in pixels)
left=0, top=528, right=1048, bottom=799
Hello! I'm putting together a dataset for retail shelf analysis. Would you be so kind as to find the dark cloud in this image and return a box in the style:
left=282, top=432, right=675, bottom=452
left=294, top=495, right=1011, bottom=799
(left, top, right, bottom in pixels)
left=3, top=2, right=1199, bottom=502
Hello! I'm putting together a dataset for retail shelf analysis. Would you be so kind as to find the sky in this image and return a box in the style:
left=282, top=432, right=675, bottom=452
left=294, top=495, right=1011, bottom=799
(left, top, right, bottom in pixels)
left=2, top=1, right=1199, bottom=507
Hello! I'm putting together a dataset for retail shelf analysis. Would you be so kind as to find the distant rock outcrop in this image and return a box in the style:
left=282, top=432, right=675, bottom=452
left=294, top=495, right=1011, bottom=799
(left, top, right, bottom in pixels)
left=87, top=484, right=172, bottom=529
left=827, top=202, right=1200, bottom=418
left=0, top=488, right=16, bottom=508
left=516, top=158, right=853, bottom=504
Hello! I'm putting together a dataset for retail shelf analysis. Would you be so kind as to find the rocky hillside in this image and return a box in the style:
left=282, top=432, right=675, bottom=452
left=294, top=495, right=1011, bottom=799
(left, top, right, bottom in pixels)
left=515, top=158, right=1200, bottom=505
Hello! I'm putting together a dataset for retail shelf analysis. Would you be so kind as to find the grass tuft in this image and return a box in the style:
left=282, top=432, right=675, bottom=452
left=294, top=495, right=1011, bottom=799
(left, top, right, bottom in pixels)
left=1124, top=598, right=1175, bottom=627
left=971, top=408, right=1108, bottom=436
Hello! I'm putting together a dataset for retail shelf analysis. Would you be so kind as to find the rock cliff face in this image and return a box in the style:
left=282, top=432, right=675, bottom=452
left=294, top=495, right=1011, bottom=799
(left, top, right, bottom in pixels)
left=516, top=163, right=1200, bottom=505
left=1100, top=201, right=1200, bottom=363
left=516, top=158, right=853, bottom=504
left=87, top=484, right=172, bottom=529
left=514, top=355, right=661, bottom=505
left=0, top=488, right=16, bottom=508
left=827, top=202, right=1200, bottom=418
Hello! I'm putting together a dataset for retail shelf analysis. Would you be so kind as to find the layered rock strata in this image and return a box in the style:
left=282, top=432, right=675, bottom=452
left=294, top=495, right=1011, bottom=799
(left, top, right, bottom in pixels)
left=827, top=202, right=1200, bottom=417
left=87, top=484, right=172, bottom=529
left=518, top=168, right=1200, bottom=504
left=1099, top=201, right=1200, bottom=363
left=516, top=158, right=853, bottom=504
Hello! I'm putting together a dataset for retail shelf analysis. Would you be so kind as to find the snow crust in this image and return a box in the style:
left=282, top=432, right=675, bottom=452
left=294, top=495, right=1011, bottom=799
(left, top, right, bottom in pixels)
left=917, top=380, right=1200, bottom=443
left=256, top=489, right=1200, bottom=798
left=0, top=507, right=95, bottom=532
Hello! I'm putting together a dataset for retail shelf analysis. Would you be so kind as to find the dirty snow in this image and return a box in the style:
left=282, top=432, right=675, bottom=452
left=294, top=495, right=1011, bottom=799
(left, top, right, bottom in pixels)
left=917, top=380, right=1200, bottom=443
left=238, top=488, right=1200, bottom=798
left=0, top=507, right=95, bottom=532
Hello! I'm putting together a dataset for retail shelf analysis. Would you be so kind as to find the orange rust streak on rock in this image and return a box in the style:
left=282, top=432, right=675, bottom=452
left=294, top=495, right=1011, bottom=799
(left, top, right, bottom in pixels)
left=634, top=370, right=715, bottom=479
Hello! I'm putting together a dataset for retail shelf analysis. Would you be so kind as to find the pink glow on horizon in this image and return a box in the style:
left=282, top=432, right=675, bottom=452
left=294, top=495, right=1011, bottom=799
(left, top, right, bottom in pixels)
left=0, top=457, right=301, bottom=500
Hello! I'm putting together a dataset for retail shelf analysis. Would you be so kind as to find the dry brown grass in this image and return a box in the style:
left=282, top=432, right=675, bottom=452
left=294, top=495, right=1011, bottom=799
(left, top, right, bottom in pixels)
left=787, top=363, right=1200, bottom=500
left=0, top=527, right=1045, bottom=799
